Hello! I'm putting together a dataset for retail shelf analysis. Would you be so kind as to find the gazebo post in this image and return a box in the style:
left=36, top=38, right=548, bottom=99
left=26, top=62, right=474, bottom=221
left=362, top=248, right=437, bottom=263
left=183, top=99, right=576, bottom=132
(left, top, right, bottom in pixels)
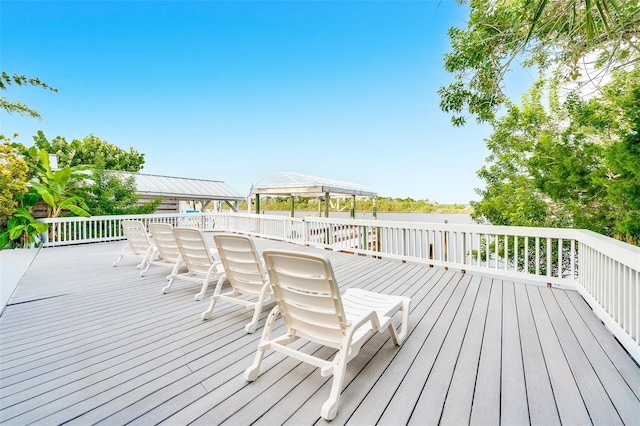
left=373, top=196, right=378, bottom=219
left=351, top=195, right=356, bottom=219
left=324, top=192, right=330, bottom=218
left=290, top=196, right=295, bottom=217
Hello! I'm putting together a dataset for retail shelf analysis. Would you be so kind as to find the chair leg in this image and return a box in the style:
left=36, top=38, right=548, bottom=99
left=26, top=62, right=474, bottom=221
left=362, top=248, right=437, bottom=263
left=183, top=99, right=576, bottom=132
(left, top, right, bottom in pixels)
left=139, top=248, right=158, bottom=277
left=383, top=297, right=411, bottom=346
left=202, top=274, right=227, bottom=320
left=244, top=307, right=260, bottom=334
left=244, top=283, right=272, bottom=333
left=194, top=262, right=222, bottom=301
left=244, top=306, right=279, bottom=381
left=137, top=246, right=154, bottom=269
left=320, top=351, right=349, bottom=421
left=394, top=297, right=411, bottom=345
left=162, top=276, right=175, bottom=294
left=194, top=274, right=212, bottom=301
left=113, top=243, right=130, bottom=266
left=167, top=256, right=183, bottom=280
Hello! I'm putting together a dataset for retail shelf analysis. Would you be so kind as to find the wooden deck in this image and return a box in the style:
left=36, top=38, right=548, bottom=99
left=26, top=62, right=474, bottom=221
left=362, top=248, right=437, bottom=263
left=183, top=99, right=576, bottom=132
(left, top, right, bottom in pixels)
left=1, top=236, right=639, bottom=425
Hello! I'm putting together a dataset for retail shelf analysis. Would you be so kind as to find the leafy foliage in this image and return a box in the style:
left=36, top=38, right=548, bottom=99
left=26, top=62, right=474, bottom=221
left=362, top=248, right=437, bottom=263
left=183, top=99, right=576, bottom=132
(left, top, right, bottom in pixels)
left=472, top=66, right=640, bottom=244
left=23, top=148, right=91, bottom=219
left=78, top=169, right=161, bottom=216
left=0, top=140, right=29, bottom=220
left=27, top=132, right=157, bottom=216
left=33, top=131, right=145, bottom=172
left=441, top=0, right=640, bottom=125
left=0, top=71, right=58, bottom=119
left=0, top=207, right=49, bottom=249
left=602, top=68, right=640, bottom=244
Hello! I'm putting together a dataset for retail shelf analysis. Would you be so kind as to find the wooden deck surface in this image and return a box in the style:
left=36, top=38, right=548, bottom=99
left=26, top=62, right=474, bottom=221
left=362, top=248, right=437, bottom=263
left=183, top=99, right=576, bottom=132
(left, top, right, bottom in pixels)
left=1, top=235, right=639, bottom=425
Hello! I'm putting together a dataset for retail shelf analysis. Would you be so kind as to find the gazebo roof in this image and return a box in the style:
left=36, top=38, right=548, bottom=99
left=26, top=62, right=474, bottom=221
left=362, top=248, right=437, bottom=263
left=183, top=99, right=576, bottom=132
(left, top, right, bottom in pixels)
left=249, top=172, right=377, bottom=198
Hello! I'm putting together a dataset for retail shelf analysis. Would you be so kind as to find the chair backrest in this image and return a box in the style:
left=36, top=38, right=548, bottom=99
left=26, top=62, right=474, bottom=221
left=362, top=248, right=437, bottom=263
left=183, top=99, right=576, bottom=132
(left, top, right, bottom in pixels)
left=149, top=223, right=181, bottom=262
left=121, top=220, right=151, bottom=254
left=213, top=234, right=268, bottom=296
left=262, top=250, right=347, bottom=347
left=173, top=227, right=215, bottom=275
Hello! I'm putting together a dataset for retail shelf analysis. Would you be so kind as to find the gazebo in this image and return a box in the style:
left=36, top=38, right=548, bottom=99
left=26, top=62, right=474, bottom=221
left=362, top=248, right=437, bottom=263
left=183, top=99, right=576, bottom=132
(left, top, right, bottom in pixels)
left=248, top=172, right=378, bottom=218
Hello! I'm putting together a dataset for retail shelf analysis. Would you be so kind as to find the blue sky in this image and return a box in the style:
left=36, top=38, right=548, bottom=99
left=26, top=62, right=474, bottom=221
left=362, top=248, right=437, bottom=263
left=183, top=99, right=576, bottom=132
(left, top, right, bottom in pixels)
left=1, top=0, right=511, bottom=204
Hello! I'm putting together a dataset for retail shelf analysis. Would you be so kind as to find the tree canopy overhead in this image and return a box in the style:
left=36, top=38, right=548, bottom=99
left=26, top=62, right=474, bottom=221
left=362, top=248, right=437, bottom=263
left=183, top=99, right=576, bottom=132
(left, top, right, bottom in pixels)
left=440, top=0, right=640, bottom=126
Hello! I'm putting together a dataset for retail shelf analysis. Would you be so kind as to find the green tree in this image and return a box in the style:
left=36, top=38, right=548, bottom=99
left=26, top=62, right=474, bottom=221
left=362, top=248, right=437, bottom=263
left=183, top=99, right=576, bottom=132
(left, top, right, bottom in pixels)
left=0, top=72, right=57, bottom=120
left=472, top=66, right=640, bottom=243
left=33, top=131, right=145, bottom=172
left=440, top=0, right=640, bottom=125
left=28, top=131, right=158, bottom=216
left=0, top=140, right=29, bottom=220
left=471, top=80, right=557, bottom=227
left=602, top=68, right=640, bottom=244
left=24, top=148, right=90, bottom=219
left=79, top=170, right=160, bottom=216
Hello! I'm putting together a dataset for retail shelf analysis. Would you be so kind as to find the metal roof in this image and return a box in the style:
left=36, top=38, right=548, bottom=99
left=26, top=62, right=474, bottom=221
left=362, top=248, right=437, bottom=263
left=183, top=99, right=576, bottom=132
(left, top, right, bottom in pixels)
left=123, top=172, right=244, bottom=201
left=249, top=172, right=377, bottom=198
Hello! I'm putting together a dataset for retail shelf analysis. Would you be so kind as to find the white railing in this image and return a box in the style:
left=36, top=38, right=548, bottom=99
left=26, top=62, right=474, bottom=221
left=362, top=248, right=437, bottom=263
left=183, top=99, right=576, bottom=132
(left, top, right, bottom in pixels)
left=39, top=213, right=218, bottom=246
left=38, top=212, right=640, bottom=361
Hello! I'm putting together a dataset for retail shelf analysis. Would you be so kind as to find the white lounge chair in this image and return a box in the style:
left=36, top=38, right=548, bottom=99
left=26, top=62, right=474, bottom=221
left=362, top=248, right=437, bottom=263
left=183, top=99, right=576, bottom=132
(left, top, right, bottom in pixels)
left=113, top=220, right=153, bottom=268
left=244, top=250, right=411, bottom=421
left=201, top=234, right=276, bottom=333
left=140, top=223, right=183, bottom=277
left=163, top=227, right=224, bottom=301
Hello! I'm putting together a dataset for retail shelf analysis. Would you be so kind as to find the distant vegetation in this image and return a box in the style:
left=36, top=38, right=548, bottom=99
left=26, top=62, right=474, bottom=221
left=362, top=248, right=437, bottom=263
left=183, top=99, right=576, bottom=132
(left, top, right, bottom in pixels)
left=238, top=196, right=471, bottom=214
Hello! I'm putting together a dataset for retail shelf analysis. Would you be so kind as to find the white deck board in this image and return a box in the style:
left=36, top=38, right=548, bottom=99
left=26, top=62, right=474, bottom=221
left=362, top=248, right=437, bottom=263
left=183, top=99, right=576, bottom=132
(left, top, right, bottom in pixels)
left=469, top=278, right=503, bottom=425
left=500, top=281, right=529, bottom=425
left=1, top=236, right=639, bottom=425
left=514, top=283, right=559, bottom=426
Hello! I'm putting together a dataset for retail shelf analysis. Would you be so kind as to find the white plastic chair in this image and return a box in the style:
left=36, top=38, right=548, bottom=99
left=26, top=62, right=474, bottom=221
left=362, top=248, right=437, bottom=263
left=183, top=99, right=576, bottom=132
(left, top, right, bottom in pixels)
left=113, top=220, right=153, bottom=268
left=201, top=234, right=275, bottom=333
left=140, top=223, right=183, bottom=277
left=244, top=250, right=411, bottom=421
left=163, top=227, right=224, bottom=301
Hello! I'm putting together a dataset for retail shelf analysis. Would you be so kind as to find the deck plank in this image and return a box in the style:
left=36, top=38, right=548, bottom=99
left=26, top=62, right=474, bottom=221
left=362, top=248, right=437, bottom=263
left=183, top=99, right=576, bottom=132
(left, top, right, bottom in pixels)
left=407, top=273, right=480, bottom=424
left=439, top=276, right=492, bottom=425
left=344, top=269, right=461, bottom=425
left=526, top=285, right=591, bottom=425
left=469, top=278, right=502, bottom=425
left=553, top=289, right=640, bottom=424
left=513, top=282, right=559, bottom=426
left=539, top=287, right=623, bottom=424
left=565, top=290, right=640, bottom=399
left=501, top=280, right=529, bottom=425
left=1, top=237, right=638, bottom=425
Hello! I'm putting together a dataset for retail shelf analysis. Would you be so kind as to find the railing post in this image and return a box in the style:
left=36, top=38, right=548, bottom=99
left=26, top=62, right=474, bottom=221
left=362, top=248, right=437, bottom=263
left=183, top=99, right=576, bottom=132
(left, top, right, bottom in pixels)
left=302, top=218, right=309, bottom=245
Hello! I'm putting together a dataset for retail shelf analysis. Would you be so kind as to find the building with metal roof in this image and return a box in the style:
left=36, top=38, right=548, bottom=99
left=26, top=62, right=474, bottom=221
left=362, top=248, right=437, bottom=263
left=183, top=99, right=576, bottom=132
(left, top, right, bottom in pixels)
left=125, top=173, right=245, bottom=213
left=249, top=172, right=378, bottom=218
